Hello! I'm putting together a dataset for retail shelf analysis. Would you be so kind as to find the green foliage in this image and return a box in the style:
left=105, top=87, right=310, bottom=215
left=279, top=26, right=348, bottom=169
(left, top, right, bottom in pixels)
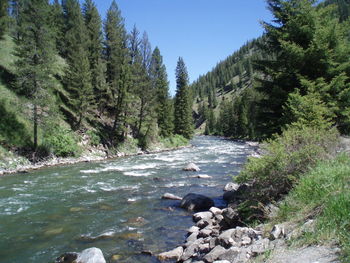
left=236, top=126, right=339, bottom=201
left=174, top=57, right=194, bottom=139
left=0, top=0, right=8, bottom=39
left=277, top=154, right=350, bottom=261
left=159, top=134, right=189, bottom=148
left=284, top=82, right=334, bottom=130
left=43, top=125, right=80, bottom=157
left=86, top=130, right=100, bottom=146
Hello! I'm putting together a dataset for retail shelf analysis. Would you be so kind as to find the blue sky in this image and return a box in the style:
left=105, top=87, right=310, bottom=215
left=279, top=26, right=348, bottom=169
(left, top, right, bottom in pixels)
left=92, top=0, right=273, bottom=95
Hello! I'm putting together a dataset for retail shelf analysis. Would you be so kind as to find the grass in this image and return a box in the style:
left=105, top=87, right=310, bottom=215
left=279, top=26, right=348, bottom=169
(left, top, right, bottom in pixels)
left=0, top=34, right=17, bottom=72
left=159, top=134, right=189, bottom=149
left=275, top=154, right=350, bottom=262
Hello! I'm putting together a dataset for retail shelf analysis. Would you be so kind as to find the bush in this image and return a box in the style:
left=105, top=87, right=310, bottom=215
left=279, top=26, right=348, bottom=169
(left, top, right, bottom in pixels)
left=86, top=130, right=100, bottom=146
left=235, top=126, right=339, bottom=202
left=43, top=125, right=80, bottom=157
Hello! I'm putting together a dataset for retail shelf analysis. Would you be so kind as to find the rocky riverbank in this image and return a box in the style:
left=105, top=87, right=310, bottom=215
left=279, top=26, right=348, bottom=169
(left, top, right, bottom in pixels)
left=157, top=181, right=341, bottom=263
left=0, top=144, right=190, bottom=176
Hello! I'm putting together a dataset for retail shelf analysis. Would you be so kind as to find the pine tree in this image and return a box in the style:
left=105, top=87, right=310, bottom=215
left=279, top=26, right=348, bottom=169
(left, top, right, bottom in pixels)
left=150, top=47, right=173, bottom=137
left=63, top=0, right=94, bottom=129
left=104, top=0, right=130, bottom=142
left=82, top=0, right=105, bottom=106
left=14, top=0, right=56, bottom=153
left=0, top=0, right=8, bottom=39
left=174, top=57, right=193, bottom=139
left=49, top=0, right=65, bottom=55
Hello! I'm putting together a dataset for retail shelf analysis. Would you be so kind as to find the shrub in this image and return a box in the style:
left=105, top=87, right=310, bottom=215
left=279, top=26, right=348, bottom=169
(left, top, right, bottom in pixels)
left=43, top=125, right=80, bottom=157
left=86, top=130, right=100, bottom=146
left=235, top=126, right=339, bottom=202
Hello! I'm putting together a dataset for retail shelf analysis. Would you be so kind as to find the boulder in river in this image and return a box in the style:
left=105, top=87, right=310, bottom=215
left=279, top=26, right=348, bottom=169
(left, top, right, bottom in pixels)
left=180, top=193, right=214, bottom=211
left=183, top=163, right=200, bottom=172
left=56, top=247, right=106, bottom=263
left=162, top=193, right=182, bottom=200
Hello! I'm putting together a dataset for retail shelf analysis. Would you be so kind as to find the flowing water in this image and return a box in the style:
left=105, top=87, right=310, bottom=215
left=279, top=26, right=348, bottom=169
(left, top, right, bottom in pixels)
left=0, top=136, right=255, bottom=263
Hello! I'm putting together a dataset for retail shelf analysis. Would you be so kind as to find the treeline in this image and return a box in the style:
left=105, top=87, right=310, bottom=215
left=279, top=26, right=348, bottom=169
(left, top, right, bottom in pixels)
left=0, top=0, right=193, bottom=158
left=193, top=0, right=350, bottom=140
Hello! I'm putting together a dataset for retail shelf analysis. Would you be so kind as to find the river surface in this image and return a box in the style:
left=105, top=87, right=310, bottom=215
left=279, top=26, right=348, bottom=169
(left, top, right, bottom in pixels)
left=0, top=136, right=254, bottom=263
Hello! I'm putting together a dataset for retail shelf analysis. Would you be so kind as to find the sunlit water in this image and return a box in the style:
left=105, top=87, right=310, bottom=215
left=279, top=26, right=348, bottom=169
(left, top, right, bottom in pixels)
left=0, top=136, right=254, bottom=263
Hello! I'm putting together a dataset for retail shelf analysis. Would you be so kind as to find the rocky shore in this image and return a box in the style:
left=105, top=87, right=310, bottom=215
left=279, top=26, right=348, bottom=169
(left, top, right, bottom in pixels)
left=0, top=144, right=190, bottom=176
left=157, top=181, right=341, bottom=263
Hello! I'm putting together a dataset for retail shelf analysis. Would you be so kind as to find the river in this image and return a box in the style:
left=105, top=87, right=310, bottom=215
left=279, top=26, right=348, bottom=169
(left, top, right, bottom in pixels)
left=0, top=136, right=254, bottom=263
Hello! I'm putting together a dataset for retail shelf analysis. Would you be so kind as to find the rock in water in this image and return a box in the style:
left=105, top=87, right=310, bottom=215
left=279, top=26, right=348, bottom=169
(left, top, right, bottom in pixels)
left=158, top=246, right=183, bottom=261
left=180, top=193, right=214, bottom=211
left=183, top=163, right=200, bottom=172
left=76, top=247, right=106, bottom=263
left=162, top=193, right=182, bottom=200
left=56, top=248, right=106, bottom=263
left=223, top=182, right=240, bottom=192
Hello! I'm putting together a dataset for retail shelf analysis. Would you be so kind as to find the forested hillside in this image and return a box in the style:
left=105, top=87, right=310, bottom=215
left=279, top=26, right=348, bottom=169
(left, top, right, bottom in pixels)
left=0, top=0, right=193, bottom=165
left=192, top=0, right=350, bottom=140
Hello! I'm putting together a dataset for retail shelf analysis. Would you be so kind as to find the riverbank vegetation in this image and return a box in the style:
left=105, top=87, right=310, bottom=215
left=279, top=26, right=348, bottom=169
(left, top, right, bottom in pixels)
left=0, top=0, right=193, bottom=169
left=190, top=0, right=350, bottom=261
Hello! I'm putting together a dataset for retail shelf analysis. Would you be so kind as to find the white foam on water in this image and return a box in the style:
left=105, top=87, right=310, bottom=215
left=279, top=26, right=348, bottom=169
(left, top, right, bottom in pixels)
left=100, top=186, right=119, bottom=192
left=80, top=169, right=99, bottom=174
left=123, top=171, right=153, bottom=177
left=82, top=186, right=96, bottom=193
left=131, top=163, right=158, bottom=170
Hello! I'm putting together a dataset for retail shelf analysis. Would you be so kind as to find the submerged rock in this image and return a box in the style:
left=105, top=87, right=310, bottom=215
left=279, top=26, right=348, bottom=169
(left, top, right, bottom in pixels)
left=180, top=193, right=214, bottom=211
left=183, top=163, right=200, bottom=172
left=162, top=193, right=182, bottom=200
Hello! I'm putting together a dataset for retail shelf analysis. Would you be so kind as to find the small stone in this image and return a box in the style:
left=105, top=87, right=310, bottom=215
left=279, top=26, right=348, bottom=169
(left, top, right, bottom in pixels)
left=209, top=207, right=222, bottom=216
left=162, top=193, right=182, bottom=200
left=76, top=247, right=106, bottom=263
left=158, top=246, right=184, bottom=261
left=111, top=254, right=122, bottom=261
left=196, top=219, right=210, bottom=229
left=199, top=229, right=212, bottom=238
left=183, top=163, right=200, bottom=172
left=270, top=224, right=285, bottom=240
left=192, top=174, right=212, bottom=179
left=193, top=211, right=213, bottom=222
left=223, top=182, right=240, bottom=192
left=186, top=232, right=198, bottom=244
left=188, top=226, right=200, bottom=234
left=181, top=193, right=214, bottom=212
left=204, top=245, right=227, bottom=262
left=241, top=236, right=252, bottom=245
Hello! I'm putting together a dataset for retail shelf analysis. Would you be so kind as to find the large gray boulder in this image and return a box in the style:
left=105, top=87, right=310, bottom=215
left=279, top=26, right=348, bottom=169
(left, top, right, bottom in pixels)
left=56, top=248, right=106, bottom=263
left=180, top=193, right=214, bottom=211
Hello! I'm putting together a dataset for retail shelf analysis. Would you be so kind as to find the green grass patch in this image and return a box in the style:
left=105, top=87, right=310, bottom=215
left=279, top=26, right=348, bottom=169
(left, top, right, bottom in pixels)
left=159, top=134, right=189, bottom=149
left=277, top=154, right=350, bottom=262
left=0, top=34, right=17, bottom=72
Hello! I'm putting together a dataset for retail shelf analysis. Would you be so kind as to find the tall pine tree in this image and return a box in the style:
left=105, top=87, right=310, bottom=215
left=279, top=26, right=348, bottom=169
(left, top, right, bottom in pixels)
left=63, top=0, right=94, bottom=129
left=174, top=57, right=193, bottom=139
left=104, top=0, right=131, bottom=142
left=15, top=0, right=56, bottom=153
left=150, top=47, right=173, bottom=137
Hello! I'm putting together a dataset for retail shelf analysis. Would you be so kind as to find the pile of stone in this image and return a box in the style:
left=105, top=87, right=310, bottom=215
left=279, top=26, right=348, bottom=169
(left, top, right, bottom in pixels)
left=158, top=206, right=279, bottom=263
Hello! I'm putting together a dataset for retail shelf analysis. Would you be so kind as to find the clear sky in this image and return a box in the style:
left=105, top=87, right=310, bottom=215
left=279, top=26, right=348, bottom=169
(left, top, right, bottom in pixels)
left=92, top=0, right=274, bottom=96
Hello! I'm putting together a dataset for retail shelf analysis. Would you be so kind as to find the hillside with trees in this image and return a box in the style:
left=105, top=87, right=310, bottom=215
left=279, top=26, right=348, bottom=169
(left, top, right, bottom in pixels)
left=0, top=0, right=192, bottom=167
left=192, top=0, right=350, bottom=140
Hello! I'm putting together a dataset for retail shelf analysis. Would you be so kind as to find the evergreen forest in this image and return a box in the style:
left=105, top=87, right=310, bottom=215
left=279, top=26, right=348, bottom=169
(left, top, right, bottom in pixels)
left=0, top=0, right=194, bottom=163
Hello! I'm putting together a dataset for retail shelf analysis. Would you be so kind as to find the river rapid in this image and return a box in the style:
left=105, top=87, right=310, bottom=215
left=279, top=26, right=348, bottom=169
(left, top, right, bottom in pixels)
left=0, top=136, right=255, bottom=263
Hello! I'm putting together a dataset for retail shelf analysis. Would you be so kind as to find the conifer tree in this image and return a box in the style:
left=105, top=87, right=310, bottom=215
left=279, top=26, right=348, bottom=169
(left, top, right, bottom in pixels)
left=82, top=0, right=106, bottom=109
left=49, top=0, right=65, bottom=55
left=15, top=0, right=56, bottom=152
left=0, top=0, right=8, bottom=39
left=150, top=47, right=173, bottom=137
left=104, top=0, right=131, bottom=142
left=174, top=57, right=193, bottom=139
left=63, top=0, right=94, bottom=129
